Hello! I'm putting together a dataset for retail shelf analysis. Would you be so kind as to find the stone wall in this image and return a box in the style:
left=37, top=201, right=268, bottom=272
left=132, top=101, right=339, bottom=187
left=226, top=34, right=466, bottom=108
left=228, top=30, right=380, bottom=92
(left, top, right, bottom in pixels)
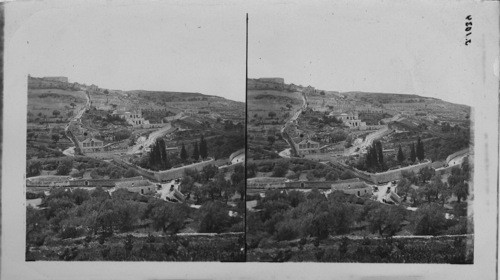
left=26, top=176, right=144, bottom=188
left=151, top=159, right=217, bottom=181
left=247, top=177, right=287, bottom=189
left=445, top=148, right=470, bottom=164
left=358, top=161, right=433, bottom=184
left=284, top=178, right=365, bottom=190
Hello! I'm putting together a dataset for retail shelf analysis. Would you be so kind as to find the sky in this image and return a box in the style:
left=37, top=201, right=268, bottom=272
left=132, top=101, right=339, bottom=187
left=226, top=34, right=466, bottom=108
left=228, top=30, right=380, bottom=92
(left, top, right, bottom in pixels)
left=6, top=0, right=246, bottom=102
left=246, top=0, right=498, bottom=105
left=5, top=0, right=498, bottom=105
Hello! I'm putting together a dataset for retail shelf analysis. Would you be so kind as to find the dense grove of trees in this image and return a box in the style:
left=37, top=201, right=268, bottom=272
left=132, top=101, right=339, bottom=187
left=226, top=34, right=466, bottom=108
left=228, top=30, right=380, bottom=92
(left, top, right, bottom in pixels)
left=146, top=139, right=171, bottom=171
left=356, top=136, right=428, bottom=173
left=27, top=162, right=245, bottom=261
left=247, top=158, right=472, bottom=262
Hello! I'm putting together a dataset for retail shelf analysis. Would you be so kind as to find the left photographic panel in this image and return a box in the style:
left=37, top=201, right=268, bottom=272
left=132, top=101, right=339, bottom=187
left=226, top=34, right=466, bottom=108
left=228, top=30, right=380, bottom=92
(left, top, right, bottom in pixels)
left=17, top=1, right=245, bottom=261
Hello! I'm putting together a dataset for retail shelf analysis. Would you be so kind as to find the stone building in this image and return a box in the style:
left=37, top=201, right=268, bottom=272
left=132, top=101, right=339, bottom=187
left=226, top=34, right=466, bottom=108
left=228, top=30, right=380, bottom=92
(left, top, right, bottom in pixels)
left=115, top=179, right=156, bottom=195
left=80, top=137, right=104, bottom=153
left=113, top=109, right=150, bottom=127
left=329, top=111, right=367, bottom=129
left=296, top=138, right=320, bottom=155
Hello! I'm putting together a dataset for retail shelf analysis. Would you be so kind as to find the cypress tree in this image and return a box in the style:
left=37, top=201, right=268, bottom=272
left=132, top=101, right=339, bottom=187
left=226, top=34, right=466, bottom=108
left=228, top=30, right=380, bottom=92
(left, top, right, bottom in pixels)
left=416, top=137, right=425, bottom=161
left=157, top=139, right=169, bottom=170
left=199, top=136, right=208, bottom=160
left=180, top=143, right=188, bottom=162
left=375, top=141, right=384, bottom=166
left=192, top=142, right=200, bottom=161
left=397, top=144, right=405, bottom=163
left=410, top=143, right=416, bottom=163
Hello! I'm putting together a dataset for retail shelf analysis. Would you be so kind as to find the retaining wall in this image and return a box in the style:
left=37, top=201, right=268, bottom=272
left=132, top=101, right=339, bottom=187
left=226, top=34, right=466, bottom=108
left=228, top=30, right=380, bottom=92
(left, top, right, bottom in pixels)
left=358, top=160, right=433, bottom=184
left=445, top=148, right=470, bottom=164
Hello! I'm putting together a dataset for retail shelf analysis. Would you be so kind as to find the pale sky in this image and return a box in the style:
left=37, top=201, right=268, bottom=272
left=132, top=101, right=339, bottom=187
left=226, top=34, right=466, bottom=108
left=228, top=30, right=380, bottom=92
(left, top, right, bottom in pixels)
left=247, top=0, right=499, bottom=105
left=6, top=0, right=246, bottom=102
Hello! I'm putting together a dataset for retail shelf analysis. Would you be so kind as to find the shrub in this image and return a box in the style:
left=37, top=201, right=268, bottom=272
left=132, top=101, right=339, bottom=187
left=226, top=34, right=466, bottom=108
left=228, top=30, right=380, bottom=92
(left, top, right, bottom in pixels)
left=275, top=222, right=298, bottom=241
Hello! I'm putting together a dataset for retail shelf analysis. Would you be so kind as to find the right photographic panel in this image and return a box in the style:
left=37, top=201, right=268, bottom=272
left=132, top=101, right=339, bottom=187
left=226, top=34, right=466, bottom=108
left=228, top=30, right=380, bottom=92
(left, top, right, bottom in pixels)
left=245, top=1, right=497, bottom=264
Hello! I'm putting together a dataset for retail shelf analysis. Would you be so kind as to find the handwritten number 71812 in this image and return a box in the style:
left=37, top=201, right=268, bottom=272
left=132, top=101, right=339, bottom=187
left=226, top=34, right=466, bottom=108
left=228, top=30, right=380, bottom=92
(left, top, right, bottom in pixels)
left=465, top=15, right=472, bottom=46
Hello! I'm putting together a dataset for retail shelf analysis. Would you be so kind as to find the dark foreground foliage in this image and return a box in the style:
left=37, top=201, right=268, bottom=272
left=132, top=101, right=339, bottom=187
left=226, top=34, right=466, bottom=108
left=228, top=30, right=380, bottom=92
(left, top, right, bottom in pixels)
left=26, top=233, right=245, bottom=262
left=247, top=235, right=473, bottom=263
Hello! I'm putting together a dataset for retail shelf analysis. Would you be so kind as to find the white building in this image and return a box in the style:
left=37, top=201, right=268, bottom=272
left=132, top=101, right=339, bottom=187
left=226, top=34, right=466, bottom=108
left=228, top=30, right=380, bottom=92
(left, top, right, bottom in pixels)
left=329, top=111, right=367, bottom=130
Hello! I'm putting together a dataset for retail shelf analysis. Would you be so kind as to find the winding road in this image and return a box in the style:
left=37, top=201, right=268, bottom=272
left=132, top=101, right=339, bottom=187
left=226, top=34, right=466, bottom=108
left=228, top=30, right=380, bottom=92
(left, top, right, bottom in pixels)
left=63, top=91, right=90, bottom=156
left=127, top=123, right=175, bottom=155
left=279, top=92, right=307, bottom=158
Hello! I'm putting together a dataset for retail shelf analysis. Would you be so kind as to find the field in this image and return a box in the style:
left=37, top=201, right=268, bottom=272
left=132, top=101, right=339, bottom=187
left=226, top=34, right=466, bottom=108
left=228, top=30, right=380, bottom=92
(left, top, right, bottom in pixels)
left=27, top=89, right=87, bottom=123
left=247, top=90, right=303, bottom=124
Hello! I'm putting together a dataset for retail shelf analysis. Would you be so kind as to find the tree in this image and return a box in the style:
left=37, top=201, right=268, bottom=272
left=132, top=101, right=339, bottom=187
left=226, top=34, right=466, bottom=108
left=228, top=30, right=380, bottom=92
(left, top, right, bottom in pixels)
left=396, top=178, right=411, bottom=201
left=124, top=168, right=138, bottom=178
left=286, top=104, right=292, bottom=110
left=416, top=137, right=425, bottom=161
left=198, top=201, right=230, bottom=233
left=70, top=102, right=76, bottom=109
left=268, top=111, right=277, bottom=119
left=413, top=203, right=447, bottom=235
left=375, top=141, right=384, bottom=166
left=231, top=164, right=245, bottom=185
left=419, top=167, right=435, bottom=184
left=201, top=165, right=218, bottom=181
left=325, top=171, right=339, bottom=181
left=367, top=204, right=406, bottom=237
left=199, top=136, right=208, bottom=160
left=397, top=144, right=405, bottom=163
left=51, top=134, right=60, bottom=143
left=52, top=110, right=61, bottom=117
left=272, top=161, right=288, bottom=177
left=149, top=201, right=189, bottom=234
left=71, top=188, right=91, bottom=205
left=56, top=160, right=73, bottom=175
left=124, top=234, right=133, bottom=259
left=410, top=143, right=416, bottom=163
left=27, top=161, right=42, bottom=177
left=327, top=201, right=356, bottom=235
left=267, top=135, right=276, bottom=146
left=192, top=142, right=200, bottom=161
left=454, top=182, right=469, bottom=202
left=180, top=143, right=188, bottom=162
left=247, top=162, right=257, bottom=178
left=148, top=139, right=170, bottom=170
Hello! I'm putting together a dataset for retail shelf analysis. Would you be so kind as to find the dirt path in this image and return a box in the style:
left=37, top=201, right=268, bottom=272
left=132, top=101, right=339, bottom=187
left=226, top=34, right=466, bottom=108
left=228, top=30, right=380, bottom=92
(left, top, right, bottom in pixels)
left=63, top=91, right=91, bottom=156
left=279, top=92, right=307, bottom=158
left=127, top=123, right=175, bottom=155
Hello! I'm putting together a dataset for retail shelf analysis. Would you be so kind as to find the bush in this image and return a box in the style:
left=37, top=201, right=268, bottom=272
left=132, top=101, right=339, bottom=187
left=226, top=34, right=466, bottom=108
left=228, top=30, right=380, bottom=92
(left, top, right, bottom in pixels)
left=60, top=226, right=79, bottom=239
left=275, top=222, right=298, bottom=241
